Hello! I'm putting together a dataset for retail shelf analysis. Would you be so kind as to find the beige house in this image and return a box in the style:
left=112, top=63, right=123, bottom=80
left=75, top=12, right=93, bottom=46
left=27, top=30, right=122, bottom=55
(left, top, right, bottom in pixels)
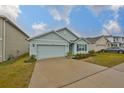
left=86, top=36, right=111, bottom=52
left=0, top=15, right=29, bottom=62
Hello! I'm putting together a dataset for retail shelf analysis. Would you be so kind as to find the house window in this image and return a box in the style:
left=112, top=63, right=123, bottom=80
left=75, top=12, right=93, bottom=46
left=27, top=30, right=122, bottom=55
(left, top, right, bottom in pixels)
left=122, top=37, right=124, bottom=41
left=111, top=43, right=118, bottom=47
left=113, top=37, right=115, bottom=42
left=32, top=44, right=35, bottom=47
left=77, top=44, right=87, bottom=51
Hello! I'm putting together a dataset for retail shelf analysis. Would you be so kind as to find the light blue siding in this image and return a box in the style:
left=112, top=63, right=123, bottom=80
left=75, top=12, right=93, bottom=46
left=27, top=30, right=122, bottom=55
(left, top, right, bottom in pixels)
left=29, top=32, right=69, bottom=59
left=57, top=29, right=78, bottom=41
left=73, top=39, right=89, bottom=54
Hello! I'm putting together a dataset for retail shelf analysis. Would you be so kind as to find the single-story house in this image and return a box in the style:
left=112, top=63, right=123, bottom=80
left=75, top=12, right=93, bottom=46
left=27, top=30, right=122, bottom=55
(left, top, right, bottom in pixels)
left=86, top=36, right=111, bottom=52
left=0, top=15, right=29, bottom=62
left=29, top=28, right=90, bottom=60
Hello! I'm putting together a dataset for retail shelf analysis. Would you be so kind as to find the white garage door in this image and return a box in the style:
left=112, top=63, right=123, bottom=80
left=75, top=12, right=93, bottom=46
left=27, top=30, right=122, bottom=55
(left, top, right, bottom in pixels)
left=37, top=45, right=66, bottom=59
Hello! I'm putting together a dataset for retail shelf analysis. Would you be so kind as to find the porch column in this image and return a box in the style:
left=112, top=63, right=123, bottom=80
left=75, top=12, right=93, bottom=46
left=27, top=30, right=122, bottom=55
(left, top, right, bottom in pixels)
left=74, top=43, right=77, bottom=55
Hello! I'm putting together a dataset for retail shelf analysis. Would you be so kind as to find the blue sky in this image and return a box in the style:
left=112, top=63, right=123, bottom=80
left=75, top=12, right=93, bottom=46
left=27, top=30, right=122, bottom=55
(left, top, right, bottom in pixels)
left=1, top=5, right=124, bottom=37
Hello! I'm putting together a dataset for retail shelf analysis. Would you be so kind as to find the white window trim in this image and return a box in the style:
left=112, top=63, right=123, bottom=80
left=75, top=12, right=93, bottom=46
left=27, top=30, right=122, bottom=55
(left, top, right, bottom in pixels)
left=77, top=44, right=87, bottom=52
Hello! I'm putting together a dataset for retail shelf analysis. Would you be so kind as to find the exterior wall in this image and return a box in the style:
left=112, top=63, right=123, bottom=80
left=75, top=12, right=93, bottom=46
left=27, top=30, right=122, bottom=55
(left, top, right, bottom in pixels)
left=5, top=21, right=28, bottom=60
left=57, top=29, right=78, bottom=41
left=107, top=36, right=124, bottom=48
left=29, top=32, right=69, bottom=57
left=88, top=43, right=95, bottom=51
left=0, top=18, right=3, bottom=62
left=38, top=32, right=66, bottom=41
left=107, top=37, right=113, bottom=42
left=74, top=39, right=89, bottom=54
left=0, top=41, right=2, bottom=62
left=94, top=37, right=108, bottom=51
left=107, top=36, right=124, bottom=43
left=89, top=37, right=108, bottom=52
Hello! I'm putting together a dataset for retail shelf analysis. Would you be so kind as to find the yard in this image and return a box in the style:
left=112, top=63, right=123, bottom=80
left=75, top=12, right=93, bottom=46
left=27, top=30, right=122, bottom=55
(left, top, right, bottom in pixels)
left=0, top=54, right=35, bottom=88
left=84, top=53, right=124, bottom=67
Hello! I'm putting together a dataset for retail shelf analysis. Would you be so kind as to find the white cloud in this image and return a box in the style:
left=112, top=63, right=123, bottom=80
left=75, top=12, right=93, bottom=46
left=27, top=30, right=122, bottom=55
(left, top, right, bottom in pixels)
left=62, top=5, right=74, bottom=25
left=49, top=8, right=62, bottom=21
left=88, top=5, right=124, bottom=17
left=88, top=5, right=124, bottom=35
left=110, top=5, right=124, bottom=20
left=101, top=29, right=109, bottom=35
left=111, top=5, right=124, bottom=12
left=0, top=5, right=21, bottom=21
left=87, top=5, right=109, bottom=16
left=32, top=23, right=47, bottom=35
left=47, top=5, right=74, bottom=25
left=102, top=20, right=121, bottom=35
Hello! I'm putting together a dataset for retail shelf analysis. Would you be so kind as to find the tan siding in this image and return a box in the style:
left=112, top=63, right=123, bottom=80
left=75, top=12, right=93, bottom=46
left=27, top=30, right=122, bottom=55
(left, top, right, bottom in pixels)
left=0, top=18, right=2, bottom=38
left=5, top=21, right=28, bottom=60
left=95, top=37, right=107, bottom=51
left=0, top=41, right=2, bottom=58
left=0, top=18, right=3, bottom=61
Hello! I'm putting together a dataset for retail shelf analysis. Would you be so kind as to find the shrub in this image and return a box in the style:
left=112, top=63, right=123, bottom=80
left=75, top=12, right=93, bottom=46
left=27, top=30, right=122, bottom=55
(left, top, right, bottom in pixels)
left=66, top=52, right=73, bottom=58
left=97, top=50, right=104, bottom=53
left=24, top=55, right=37, bottom=63
left=89, top=50, right=95, bottom=54
left=7, top=55, right=14, bottom=61
left=73, top=53, right=90, bottom=59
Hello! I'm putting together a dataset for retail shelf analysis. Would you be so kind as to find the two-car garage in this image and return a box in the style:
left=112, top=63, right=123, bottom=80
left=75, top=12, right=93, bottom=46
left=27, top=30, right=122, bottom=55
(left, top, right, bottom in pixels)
left=37, top=45, right=67, bottom=59
left=29, top=31, right=69, bottom=60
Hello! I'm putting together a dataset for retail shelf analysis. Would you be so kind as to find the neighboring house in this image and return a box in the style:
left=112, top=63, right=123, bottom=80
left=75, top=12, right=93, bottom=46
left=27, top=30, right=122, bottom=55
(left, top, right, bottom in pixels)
left=29, top=28, right=90, bottom=60
left=86, top=36, right=111, bottom=52
left=0, top=15, right=29, bottom=62
left=86, top=35, right=124, bottom=52
left=105, top=35, right=124, bottom=48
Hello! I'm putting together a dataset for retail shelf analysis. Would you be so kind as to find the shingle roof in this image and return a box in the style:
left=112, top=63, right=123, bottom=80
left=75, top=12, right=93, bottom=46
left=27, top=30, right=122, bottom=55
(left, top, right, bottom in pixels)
left=86, top=36, right=103, bottom=44
left=29, top=27, right=80, bottom=41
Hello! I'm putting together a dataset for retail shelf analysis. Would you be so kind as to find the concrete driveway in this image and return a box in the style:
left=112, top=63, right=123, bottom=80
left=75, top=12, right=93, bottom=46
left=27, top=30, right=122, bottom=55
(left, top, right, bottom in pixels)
left=29, top=57, right=107, bottom=88
left=64, top=63, right=124, bottom=88
left=29, top=58, right=124, bottom=88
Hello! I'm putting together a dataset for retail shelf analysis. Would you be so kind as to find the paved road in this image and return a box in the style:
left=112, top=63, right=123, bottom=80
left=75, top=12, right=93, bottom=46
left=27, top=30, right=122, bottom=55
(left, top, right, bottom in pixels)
left=29, top=57, right=124, bottom=88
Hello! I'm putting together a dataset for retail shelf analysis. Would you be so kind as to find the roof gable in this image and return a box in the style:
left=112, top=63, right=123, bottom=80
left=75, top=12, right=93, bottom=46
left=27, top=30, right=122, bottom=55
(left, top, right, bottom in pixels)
left=29, top=31, right=69, bottom=42
left=74, top=38, right=90, bottom=44
left=86, top=36, right=103, bottom=44
left=56, top=28, right=79, bottom=41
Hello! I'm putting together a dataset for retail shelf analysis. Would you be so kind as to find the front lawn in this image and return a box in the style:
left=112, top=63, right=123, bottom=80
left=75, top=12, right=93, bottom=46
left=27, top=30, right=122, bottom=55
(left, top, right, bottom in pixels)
left=0, top=54, right=35, bottom=88
left=84, top=53, right=124, bottom=67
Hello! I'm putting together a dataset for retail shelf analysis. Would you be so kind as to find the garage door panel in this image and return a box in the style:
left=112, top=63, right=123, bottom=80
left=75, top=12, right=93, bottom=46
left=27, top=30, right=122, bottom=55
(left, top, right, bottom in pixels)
left=37, top=45, right=66, bottom=59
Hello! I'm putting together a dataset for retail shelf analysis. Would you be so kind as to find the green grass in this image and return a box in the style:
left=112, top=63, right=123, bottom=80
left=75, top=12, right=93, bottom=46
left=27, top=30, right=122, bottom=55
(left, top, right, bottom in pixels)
left=0, top=54, right=35, bottom=88
left=85, top=53, right=124, bottom=67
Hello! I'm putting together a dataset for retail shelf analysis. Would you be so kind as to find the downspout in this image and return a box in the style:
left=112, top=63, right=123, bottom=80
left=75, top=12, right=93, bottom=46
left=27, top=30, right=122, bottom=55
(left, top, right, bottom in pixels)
left=3, top=19, right=5, bottom=61
left=1, top=19, right=3, bottom=62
